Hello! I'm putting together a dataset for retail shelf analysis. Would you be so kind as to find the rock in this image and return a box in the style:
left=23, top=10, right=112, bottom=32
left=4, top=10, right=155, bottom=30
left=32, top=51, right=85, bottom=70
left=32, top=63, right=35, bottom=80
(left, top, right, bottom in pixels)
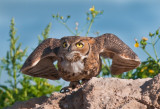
left=8, top=74, right=160, bottom=109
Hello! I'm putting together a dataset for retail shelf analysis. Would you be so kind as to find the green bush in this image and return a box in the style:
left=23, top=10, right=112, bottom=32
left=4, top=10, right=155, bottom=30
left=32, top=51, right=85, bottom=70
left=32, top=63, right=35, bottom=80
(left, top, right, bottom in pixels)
left=0, top=18, right=61, bottom=109
left=132, top=29, right=160, bottom=78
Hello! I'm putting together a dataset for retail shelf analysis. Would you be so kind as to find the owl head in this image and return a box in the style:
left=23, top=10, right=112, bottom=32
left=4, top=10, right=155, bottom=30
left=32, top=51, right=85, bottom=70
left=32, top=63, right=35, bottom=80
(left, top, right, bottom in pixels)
left=58, top=36, right=94, bottom=62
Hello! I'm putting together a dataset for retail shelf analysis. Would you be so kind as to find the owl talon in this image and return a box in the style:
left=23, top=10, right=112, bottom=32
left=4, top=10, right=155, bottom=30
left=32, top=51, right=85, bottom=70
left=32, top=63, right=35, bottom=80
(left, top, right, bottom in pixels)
left=60, top=81, right=80, bottom=93
left=60, top=87, right=72, bottom=93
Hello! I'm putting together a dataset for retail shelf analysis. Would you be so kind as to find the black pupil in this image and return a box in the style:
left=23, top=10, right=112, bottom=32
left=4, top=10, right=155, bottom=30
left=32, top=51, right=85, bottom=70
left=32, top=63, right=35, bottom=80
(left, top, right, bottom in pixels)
left=78, top=43, right=81, bottom=46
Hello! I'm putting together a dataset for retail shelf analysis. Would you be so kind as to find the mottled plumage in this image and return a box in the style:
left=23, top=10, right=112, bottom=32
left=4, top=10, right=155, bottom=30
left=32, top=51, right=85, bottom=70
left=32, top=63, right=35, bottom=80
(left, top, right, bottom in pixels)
left=21, top=33, right=140, bottom=92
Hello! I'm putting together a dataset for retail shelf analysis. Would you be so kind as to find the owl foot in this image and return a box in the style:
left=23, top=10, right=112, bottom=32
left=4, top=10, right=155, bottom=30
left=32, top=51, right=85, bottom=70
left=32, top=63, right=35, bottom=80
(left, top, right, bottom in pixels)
left=60, top=81, right=80, bottom=93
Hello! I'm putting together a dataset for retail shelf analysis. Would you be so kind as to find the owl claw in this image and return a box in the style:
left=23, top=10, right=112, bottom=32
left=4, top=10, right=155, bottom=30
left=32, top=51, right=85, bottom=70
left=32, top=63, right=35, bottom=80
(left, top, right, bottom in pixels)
left=60, top=86, right=72, bottom=93
left=60, top=81, right=81, bottom=93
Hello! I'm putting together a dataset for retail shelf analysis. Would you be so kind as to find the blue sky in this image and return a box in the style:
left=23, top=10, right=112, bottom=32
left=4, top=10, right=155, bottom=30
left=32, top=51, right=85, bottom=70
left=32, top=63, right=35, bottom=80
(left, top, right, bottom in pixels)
left=0, top=0, right=160, bottom=85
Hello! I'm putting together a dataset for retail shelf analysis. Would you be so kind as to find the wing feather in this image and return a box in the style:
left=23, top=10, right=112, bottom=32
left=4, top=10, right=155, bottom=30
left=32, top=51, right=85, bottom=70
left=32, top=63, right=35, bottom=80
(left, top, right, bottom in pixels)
left=20, top=38, right=61, bottom=80
left=95, top=33, right=140, bottom=75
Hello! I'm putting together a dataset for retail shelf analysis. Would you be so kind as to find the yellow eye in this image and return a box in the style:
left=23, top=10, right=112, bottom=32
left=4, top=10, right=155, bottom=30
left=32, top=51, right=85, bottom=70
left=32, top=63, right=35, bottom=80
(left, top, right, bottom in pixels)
left=76, top=43, right=83, bottom=48
left=62, top=42, right=68, bottom=48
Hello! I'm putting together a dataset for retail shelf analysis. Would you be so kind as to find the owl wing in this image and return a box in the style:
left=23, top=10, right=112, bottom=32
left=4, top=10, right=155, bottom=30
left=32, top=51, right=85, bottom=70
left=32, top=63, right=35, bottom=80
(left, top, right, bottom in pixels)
left=95, top=33, right=140, bottom=75
left=20, top=38, right=61, bottom=80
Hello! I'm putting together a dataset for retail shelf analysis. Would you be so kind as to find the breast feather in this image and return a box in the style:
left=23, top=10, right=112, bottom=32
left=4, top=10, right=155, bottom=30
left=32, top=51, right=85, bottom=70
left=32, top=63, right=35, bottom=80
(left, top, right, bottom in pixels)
left=61, top=60, right=84, bottom=73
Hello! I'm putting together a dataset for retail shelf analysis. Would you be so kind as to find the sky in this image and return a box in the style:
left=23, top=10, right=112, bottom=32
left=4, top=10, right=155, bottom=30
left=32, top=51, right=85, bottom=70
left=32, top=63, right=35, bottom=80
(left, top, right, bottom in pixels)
left=0, top=0, right=160, bottom=85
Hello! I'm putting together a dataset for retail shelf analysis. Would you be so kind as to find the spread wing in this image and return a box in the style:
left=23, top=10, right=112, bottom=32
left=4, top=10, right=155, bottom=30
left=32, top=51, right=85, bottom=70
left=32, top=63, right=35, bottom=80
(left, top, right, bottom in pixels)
left=95, top=33, right=140, bottom=75
left=20, top=38, right=61, bottom=80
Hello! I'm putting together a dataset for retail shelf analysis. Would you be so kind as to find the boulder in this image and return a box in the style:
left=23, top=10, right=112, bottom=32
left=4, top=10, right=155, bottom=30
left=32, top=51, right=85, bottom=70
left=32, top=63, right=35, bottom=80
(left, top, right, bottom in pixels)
left=8, top=74, right=160, bottom=109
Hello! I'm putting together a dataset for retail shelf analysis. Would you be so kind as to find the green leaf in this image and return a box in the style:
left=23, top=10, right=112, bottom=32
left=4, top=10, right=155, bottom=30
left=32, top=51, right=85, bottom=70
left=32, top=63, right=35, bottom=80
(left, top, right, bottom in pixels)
left=52, top=14, right=56, bottom=18
left=149, top=32, right=154, bottom=37
left=0, top=85, right=10, bottom=91
left=156, top=29, right=159, bottom=35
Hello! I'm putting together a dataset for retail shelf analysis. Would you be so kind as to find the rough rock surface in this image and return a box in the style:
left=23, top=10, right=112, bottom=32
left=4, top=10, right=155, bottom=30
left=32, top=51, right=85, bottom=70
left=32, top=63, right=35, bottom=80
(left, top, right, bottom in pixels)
left=8, top=74, right=160, bottom=109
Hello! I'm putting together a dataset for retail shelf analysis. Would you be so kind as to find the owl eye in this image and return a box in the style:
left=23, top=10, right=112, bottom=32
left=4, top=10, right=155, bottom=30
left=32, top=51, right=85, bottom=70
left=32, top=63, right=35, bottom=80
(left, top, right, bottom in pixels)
left=76, top=42, right=83, bottom=48
left=62, top=42, right=68, bottom=48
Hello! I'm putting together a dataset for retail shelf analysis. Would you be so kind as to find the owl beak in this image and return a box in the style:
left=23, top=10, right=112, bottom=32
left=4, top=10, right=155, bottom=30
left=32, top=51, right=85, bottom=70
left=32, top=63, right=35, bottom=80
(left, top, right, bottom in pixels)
left=68, top=45, right=72, bottom=52
left=64, top=50, right=81, bottom=61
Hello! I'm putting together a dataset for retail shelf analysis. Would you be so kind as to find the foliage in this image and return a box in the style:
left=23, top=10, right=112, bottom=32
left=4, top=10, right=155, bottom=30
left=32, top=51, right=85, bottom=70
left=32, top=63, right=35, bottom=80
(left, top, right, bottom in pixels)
left=52, top=5, right=103, bottom=36
left=0, top=18, right=61, bottom=109
left=132, top=29, right=160, bottom=78
left=38, top=22, right=52, bottom=43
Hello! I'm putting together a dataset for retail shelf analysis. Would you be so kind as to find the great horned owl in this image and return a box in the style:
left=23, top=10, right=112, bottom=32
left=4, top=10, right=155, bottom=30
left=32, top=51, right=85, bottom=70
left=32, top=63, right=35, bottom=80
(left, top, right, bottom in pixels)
left=21, top=33, right=140, bottom=92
